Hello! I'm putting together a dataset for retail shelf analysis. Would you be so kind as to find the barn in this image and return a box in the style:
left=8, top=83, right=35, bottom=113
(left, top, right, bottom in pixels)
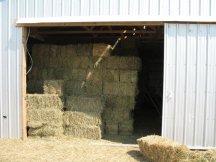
left=0, top=0, right=216, bottom=150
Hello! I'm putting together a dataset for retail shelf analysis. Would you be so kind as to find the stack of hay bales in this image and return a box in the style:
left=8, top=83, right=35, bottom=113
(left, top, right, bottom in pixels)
left=26, top=94, right=64, bottom=136
left=102, top=56, right=141, bottom=135
left=63, top=96, right=104, bottom=139
left=27, top=43, right=141, bottom=138
left=137, top=135, right=190, bottom=162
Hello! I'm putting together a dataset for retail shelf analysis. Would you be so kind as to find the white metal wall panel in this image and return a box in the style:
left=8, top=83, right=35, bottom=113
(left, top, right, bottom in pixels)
left=0, top=0, right=22, bottom=138
left=163, top=23, right=216, bottom=148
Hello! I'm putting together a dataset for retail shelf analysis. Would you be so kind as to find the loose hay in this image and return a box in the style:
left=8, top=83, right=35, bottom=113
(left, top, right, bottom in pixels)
left=66, top=96, right=104, bottom=114
left=64, top=125, right=102, bottom=140
left=137, top=135, right=190, bottom=162
left=63, top=111, right=102, bottom=126
left=26, top=94, right=64, bottom=110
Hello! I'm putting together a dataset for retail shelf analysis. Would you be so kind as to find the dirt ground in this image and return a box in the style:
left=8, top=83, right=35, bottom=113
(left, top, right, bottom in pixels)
left=0, top=136, right=148, bottom=162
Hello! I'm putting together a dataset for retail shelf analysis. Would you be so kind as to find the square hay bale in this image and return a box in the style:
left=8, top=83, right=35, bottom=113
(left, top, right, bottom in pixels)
left=119, top=120, right=133, bottom=136
left=54, top=68, right=67, bottom=79
left=77, top=43, right=92, bottom=56
left=26, top=94, right=64, bottom=110
left=102, top=70, right=119, bottom=82
left=93, top=44, right=112, bottom=57
left=105, top=122, right=118, bottom=135
left=63, top=111, right=102, bottom=126
left=67, top=56, right=92, bottom=69
left=86, top=69, right=102, bottom=82
left=103, top=82, right=138, bottom=96
left=49, top=45, right=61, bottom=68
left=119, top=57, right=142, bottom=71
left=104, top=95, right=136, bottom=110
left=103, top=108, right=132, bottom=122
left=65, top=80, right=102, bottom=96
left=64, top=44, right=77, bottom=56
left=27, top=80, right=43, bottom=94
left=64, top=125, right=102, bottom=140
left=120, top=70, right=139, bottom=83
left=137, top=135, right=190, bottom=162
left=65, top=96, right=104, bottom=114
left=64, top=69, right=87, bottom=81
left=27, top=109, right=63, bottom=126
left=43, top=80, right=64, bottom=95
left=28, top=125, right=64, bottom=137
left=104, top=56, right=120, bottom=69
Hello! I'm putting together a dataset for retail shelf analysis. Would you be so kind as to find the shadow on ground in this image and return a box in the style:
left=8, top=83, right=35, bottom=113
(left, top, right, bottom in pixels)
left=127, top=150, right=149, bottom=162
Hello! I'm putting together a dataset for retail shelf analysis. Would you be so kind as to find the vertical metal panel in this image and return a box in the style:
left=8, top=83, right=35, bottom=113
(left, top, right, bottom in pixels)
left=109, top=0, right=119, bottom=15
left=139, top=0, right=149, bottom=15
left=90, top=0, right=100, bottom=16
left=119, top=0, right=129, bottom=15
left=0, top=0, right=3, bottom=138
left=70, top=0, right=81, bottom=16
left=62, top=0, right=71, bottom=16
left=99, top=0, right=109, bottom=16
left=129, top=0, right=139, bottom=15
left=163, top=23, right=216, bottom=148
left=80, top=0, right=90, bottom=16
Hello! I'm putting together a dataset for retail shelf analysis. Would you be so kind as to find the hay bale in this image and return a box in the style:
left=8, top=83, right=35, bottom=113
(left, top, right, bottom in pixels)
left=63, top=111, right=102, bottom=126
left=119, top=120, right=133, bottom=135
left=49, top=45, right=61, bottom=68
left=104, top=56, right=119, bottom=69
left=119, top=70, right=138, bottom=83
left=27, top=109, right=63, bottom=126
left=137, top=135, right=190, bottom=162
left=103, top=82, right=138, bottom=96
left=65, top=80, right=102, bottom=95
left=26, top=94, right=64, bottom=110
left=43, top=80, right=64, bottom=95
left=66, top=56, right=92, bottom=69
left=93, top=44, right=112, bottom=57
left=28, top=125, right=64, bottom=137
left=105, top=122, right=118, bottom=135
left=119, top=57, right=142, bottom=71
left=64, top=69, right=87, bottom=81
left=64, top=125, right=102, bottom=140
left=86, top=69, right=102, bottom=82
left=64, top=44, right=77, bottom=56
left=77, top=43, right=92, bottom=56
left=65, top=96, right=104, bottom=114
left=27, top=80, right=43, bottom=94
left=102, top=70, right=119, bottom=82
left=104, top=95, right=135, bottom=110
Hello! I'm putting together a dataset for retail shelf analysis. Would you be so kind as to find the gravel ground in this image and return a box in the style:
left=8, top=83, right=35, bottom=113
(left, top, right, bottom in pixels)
left=0, top=136, right=148, bottom=162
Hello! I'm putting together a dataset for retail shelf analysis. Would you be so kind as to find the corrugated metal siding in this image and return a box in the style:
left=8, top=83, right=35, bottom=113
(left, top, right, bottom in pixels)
left=15, top=0, right=216, bottom=18
left=162, top=23, right=216, bottom=148
left=0, top=0, right=22, bottom=138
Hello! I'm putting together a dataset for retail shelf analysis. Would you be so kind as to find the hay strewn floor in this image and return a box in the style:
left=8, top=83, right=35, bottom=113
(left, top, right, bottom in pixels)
left=0, top=136, right=147, bottom=162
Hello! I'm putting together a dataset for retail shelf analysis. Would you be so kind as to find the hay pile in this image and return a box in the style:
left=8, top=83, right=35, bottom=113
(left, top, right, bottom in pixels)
left=137, top=135, right=216, bottom=162
left=26, top=94, right=64, bottom=136
left=63, top=96, right=104, bottom=139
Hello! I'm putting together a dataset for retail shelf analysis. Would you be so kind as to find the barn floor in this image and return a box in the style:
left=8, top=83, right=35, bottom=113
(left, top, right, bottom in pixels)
left=0, top=136, right=148, bottom=162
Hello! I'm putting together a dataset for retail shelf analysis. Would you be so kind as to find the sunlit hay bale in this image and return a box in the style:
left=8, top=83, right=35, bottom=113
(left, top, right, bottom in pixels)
left=63, top=111, right=102, bottom=127
left=118, top=56, right=142, bottom=71
left=103, top=82, right=138, bottom=96
left=64, top=124, right=102, bottom=140
left=189, top=149, right=216, bottom=162
left=63, top=69, right=87, bottom=81
left=77, top=43, right=92, bottom=56
left=137, top=135, right=190, bottom=162
left=105, top=122, right=119, bottom=135
left=26, top=94, right=64, bottom=110
left=119, top=70, right=139, bottom=83
left=64, top=80, right=102, bottom=96
left=65, top=96, right=104, bottom=114
left=104, top=95, right=136, bottom=110
left=43, top=80, right=64, bottom=95
left=27, top=80, right=44, bottom=94
left=118, top=120, right=133, bottom=136
left=102, top=70, right=119, bottom=82
left=28, top=124, right=64, bottom=137
left=27, top=109, right=63, bottom=126
left=93, top=44, right=112, bottom=57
